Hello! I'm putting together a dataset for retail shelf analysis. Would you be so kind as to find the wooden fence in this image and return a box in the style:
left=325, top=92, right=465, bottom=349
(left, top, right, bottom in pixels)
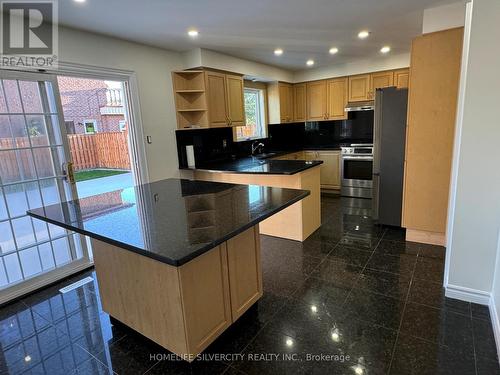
left=68, top=132, right=131, bottom=171
left=0, top=132, right=130, bottom=182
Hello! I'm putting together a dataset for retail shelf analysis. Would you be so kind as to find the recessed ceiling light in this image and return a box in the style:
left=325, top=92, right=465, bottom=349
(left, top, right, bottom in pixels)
left=306, top=59, right=315, bottom=66
left=380, top=46, right=391, bottom=54
left=329, top=47, right=339, bottom=55
left=74, top=0, right=86, bottom=2
left=187, top=29, right=199, bottom=38
left=274, top=48, right=283, bottom=56
left=358, top=30, right=370, bottom=39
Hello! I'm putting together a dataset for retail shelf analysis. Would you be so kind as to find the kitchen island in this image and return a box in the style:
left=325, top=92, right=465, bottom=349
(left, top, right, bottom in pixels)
left=186, top=158, right=322, bottom=241
left=28, top=178, right=309, bottom=361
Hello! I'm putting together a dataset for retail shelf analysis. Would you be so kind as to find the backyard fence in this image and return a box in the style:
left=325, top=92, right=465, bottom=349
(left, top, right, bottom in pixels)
left=68, top=132, right=131, bottom=171
left=0, top=132, right=130, bottom=182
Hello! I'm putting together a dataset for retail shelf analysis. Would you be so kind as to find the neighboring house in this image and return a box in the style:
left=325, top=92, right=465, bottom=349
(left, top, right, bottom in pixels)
left=57, top=77, right=127, bottom=134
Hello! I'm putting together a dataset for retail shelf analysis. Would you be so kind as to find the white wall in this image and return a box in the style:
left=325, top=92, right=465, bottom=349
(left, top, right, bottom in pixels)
left=422, top=1, right=466, bottom=34
left=292, top=53, right=410, bottom=82
left=446, top=0, right=500, bottom=298
left=183, top=48, right=294, bottom=82
left=58, top=26, right=184, bottom=182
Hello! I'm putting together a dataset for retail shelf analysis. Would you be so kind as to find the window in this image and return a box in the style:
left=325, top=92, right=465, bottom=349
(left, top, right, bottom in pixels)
left=83, top=120, right=97, bottom=134
left=235, top=88, right=266, bottom=141
left=119, top=119, right=127, bottom=132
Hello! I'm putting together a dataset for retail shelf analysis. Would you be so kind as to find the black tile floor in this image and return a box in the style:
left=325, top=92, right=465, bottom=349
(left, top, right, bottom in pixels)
left=1, top=195, right=499, bottom=374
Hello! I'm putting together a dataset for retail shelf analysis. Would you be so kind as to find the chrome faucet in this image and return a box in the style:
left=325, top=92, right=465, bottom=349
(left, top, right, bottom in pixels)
left=251, top=141, right=264, bottom=156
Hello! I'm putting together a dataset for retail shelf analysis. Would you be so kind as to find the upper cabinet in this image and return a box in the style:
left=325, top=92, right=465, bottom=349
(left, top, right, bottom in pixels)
left=306, top=80, right=328, bottom=120
left=348, top=74, right=371, bottom=102
left=173, top=69, right=245, bottom=129
left=268, top=82, right=294, bottom=124
left=293, top=83, right=306, bottom=122
left=225, top=74, right=245, bottom=126
left=326, top=77, right=348, bottom=120
left=394, top=68, right=410, bottom=88
left=369, top=71, right=394, bottom=98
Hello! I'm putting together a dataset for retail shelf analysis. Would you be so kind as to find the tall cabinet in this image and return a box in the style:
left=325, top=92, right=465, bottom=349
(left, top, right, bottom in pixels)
left=402, top=27, right=463, bottom=245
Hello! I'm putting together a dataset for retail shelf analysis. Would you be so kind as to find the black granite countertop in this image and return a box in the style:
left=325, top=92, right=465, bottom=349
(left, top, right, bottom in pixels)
left=187, top=158, right=323, bottom=175
left=27, top=178, right=309, bottom=267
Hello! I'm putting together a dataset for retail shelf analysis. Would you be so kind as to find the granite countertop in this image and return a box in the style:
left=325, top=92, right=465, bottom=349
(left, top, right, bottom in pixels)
left=27, top=178, right=309, bottom=266
left=188, top=158, right=323, bottom=175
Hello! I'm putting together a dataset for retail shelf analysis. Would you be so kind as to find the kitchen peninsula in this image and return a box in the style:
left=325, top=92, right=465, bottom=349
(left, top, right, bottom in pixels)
left=186, top=158, right=322, bottom=241
left=27, top=178, right=309, bottom=361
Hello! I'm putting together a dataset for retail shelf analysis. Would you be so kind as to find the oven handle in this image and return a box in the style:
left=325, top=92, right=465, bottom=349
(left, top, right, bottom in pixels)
left=341, top=156, right=374, bottom=161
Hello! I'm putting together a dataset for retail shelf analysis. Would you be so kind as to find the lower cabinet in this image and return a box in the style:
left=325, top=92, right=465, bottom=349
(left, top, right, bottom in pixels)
left=274, top=150, right=341, bottom=189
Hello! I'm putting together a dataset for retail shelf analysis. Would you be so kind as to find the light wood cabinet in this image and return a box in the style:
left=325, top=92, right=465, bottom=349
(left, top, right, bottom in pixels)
left=225, top=74, right=245, bottom=126
left=327, top=77, right=348, bottom=120
left=369, top=71, right=394, bottom=99
left=172, top=70, right=209, bottom=129
left=394, top=68, right=410, bottom=88
left=306, top=80, right=328, bottom=120
left=293, top=83, right=306, bottom=122
left=402, top=28, right=463, bottom=245
left=268, top=82, right=294, bottom=124
left=348, top=74, right=371, bottom=102
left=205, top=71, right=229, bottom=128
left=226, top=226, right=262, bottom=320
left=288, top=150, right=341, bottom=189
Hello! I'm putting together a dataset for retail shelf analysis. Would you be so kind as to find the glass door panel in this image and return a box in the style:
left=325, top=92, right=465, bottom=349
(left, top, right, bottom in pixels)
left=0, top=71, right=90, bottom=299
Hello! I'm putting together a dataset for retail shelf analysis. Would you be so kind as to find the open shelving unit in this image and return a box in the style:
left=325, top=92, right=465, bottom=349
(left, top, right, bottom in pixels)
left=172, top=70, right=208, bottom=129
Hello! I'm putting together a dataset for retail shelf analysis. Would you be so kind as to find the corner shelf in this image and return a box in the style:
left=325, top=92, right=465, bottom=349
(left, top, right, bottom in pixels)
left=172, top=70, right=209, bottom=129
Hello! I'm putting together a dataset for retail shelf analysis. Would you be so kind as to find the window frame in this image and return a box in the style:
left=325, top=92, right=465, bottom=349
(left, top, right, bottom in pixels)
left=234, top=87, right=267, bottom=142
left=83, top=119, right=97, bottom=134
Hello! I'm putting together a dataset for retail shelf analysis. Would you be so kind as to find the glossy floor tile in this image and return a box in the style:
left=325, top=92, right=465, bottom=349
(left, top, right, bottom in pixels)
left=0, top=195, right=498, bottom=375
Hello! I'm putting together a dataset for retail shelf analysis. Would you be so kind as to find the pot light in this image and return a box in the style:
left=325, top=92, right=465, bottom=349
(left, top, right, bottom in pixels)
left=329, top=47, right=339, bottom=55
left=24, top=355, right=31, bottom=362
left=285, top=338, right=294, bottom=347
left=306, top=59, right=315, bottom=66
left=74, top=0, right=86, bottom=2
left=274, top=48, right=283, bottom=56
left=380, top=46, right=391, bottom=54
left=358, top=30, right=370, bottom=39
left=187, top=29, right=199, bottom=38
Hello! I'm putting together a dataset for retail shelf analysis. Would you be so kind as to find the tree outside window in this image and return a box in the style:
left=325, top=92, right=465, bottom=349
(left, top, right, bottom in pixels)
left=236, top=88, right=266, bottom=141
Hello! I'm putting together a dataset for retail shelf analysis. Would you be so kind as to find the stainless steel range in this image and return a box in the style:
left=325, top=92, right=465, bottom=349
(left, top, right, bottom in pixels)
left=340, top=144, right=373, bottom=199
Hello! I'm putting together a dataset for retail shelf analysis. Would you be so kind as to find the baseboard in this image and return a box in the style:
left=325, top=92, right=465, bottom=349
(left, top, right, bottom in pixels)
left=406, top=229, right=446, bottom=246
left=445, top=284, right=491, bottom=305
left=489, top=295, right=500, bottom=361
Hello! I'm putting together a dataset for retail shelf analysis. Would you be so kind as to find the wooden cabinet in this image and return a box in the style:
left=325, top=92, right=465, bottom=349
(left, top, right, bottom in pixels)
left=327, top=77, right=348, bottom=120
left=205, top=71, right=229, bottom=128
left=369, top=71, right=394, bottom=99
left=348, top=74, right=371, bottom=102
left=306, top=80, right=328, bottom=120
left=226, top=226, right=262, bottom=320
left=174, top=70, right=245, bottom=129
left=293, top=83, right=306, bottom=121
left=268, top=82, right=294, bottom=124
left=225, top=74, right=245, bottom=126
left=294, top=150, right=341, bottom=189
left=394, top=68, right=410, bottom=88
left=402, top=28, right=463, bottom=245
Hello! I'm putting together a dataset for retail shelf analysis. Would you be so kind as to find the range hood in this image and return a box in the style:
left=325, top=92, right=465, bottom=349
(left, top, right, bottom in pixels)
left=345, top=100, right=375, bottom=112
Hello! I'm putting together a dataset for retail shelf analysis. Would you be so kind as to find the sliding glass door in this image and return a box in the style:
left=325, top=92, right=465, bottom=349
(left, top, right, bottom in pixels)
left=0, top=70, right=91, bottom=304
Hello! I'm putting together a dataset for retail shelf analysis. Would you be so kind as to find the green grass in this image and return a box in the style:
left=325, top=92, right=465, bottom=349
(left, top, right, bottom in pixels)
left=74, top=169, right=128, bottom=182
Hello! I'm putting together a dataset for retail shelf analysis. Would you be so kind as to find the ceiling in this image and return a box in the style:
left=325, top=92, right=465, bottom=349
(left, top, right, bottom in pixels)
left=59, top=0, right=457, bottom=71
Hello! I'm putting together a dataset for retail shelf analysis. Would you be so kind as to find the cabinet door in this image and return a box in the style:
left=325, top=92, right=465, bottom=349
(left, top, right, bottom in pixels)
left=206, top=72, right=228, bottom=127
left=226, top=226, right=262, bottom=321
left=225, top=74, right=245, bottom=126
left=306, top=80, right=327, bottom=120
left=279, top=83, right=293, bottom=123
left=327, top=77, right=348, bottom=120
left=394, top=68, right=410, bottom=88
left=304, top=151, right=318, bottom=161
left=317, top=151, right=341, bottom=188
left=293, top=83, right=306, bottom=122
left=348, top=74, right=371, bottom=102
left=370, top=71, right=394, bottom=98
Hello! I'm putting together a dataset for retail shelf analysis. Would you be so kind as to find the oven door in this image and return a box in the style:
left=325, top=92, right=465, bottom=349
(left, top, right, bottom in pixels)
left=341, top=156, right=373, bottom=188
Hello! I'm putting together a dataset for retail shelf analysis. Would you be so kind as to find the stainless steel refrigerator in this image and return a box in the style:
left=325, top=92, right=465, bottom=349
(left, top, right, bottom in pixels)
left=372, top=87, right=408, bottom=226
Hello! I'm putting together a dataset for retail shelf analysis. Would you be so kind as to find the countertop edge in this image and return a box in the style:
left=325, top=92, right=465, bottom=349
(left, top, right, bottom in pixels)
left=27, top=189, right=310, bottom=267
